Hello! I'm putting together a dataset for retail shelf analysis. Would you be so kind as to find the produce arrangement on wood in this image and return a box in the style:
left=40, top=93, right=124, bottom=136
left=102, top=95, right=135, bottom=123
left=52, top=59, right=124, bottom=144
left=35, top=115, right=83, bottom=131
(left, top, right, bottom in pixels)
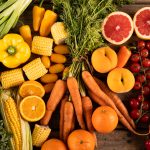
left=0, top=0, right=149, bottom=150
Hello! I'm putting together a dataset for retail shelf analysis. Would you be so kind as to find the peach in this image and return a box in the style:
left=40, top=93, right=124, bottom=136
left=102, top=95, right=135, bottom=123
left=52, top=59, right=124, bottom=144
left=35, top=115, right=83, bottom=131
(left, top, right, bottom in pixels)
left=91, top=47, right=117, bottom=73
left=107, top=68, right=135, bottom=93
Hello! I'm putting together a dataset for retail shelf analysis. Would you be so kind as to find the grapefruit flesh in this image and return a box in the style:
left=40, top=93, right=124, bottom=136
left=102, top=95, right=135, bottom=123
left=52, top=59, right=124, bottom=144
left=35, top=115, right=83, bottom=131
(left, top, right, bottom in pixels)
left=102, top=12, right=133, bottom=45
left=133, top=7, right=150, bottom=40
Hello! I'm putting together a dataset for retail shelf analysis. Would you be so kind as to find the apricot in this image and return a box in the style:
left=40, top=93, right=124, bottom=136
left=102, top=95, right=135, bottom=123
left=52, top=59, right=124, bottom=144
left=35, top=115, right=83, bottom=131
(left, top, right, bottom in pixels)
left=91, top=47, right=118, bottom=73
left=107, top=68, right=135, bottom=93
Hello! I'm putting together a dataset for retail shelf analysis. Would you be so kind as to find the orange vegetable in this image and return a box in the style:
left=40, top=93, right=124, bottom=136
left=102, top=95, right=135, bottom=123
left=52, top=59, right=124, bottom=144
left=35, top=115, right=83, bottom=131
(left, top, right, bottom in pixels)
left=32, top=5, right=45, bottom=31
left=82, top=96, right=94, bottom=132
left=54, top=45, right=70, bottom=54
left=40, top=10, right=57, bottom=37
left=40, top=80, right=67, bottom=125
left=67, top=77, right=85, bottom=129
left=94, top=77, right=135, bottom=129
left=59, top=96, right=68, bottom=140
left=63, top=101, right=74, bottom=142
left=19, top=25, right=32, bottom=47
left=41, top=56, right=51, bottom=69
left=43, top=83, right=55, bottom=93
left=117, top=46, right=131, bottom=68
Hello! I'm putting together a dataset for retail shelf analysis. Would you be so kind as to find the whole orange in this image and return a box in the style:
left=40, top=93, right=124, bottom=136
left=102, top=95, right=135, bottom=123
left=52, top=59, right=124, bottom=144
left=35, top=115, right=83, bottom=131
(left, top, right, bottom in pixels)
left=41, top=139, right=67, bottom=150
left=67, top=129, right=95, bottom=150
left=92, top=106, right=118, bottom=133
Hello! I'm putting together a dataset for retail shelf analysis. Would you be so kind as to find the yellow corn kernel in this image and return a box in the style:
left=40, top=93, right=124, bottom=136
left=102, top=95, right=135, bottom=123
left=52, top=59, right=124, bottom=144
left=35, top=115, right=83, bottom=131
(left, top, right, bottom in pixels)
left=32, top=124, right=51, bottom=147
left=1, top=68, right=24, bottom=89
left=51, top=22, right=68, bottom=45
left=50, top=53, right=67, bottom=64
left=43, top=83, right=55, bottom=93
left=54, top=45, right=70, bottom=54
left=40, top=73, right=58, bottom=83
left=4, top=97, right=22, bottom=150
left=41, top=56, right=51, bottom=69
left=23, top=58, right=48, bottom=80
left=32, top=36, right=53, bottom=56
left=49, top=64, right=65, bottom=74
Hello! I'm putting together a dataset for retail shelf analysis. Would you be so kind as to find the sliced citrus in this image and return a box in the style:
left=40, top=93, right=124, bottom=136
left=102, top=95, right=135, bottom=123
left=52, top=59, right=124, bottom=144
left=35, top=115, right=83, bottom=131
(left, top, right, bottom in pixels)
left=133, top=7, right=150, bottom=40
left=19, top=96, right=46, bottom=122
left=19, top=80, right=45, bottom=98
left=102, top=11, right=134, bottom=45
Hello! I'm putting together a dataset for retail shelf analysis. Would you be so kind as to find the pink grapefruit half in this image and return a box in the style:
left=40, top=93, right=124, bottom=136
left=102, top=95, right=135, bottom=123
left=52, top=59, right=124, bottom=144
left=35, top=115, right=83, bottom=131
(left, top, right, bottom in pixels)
left=102, top=11, right=134, bottom=45
left=133, top=7, right=150, bottom=40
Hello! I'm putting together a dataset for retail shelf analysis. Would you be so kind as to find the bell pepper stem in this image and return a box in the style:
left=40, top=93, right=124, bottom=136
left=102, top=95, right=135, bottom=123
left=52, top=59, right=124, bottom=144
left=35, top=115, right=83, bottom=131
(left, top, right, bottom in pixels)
left=39, top=0, right=44, bottom=7
left=7, top=46, right=16, bottom=55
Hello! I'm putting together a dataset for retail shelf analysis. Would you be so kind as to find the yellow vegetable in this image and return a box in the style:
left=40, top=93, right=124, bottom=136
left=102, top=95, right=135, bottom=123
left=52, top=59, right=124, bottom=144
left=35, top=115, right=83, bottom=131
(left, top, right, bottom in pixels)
left=40, top=74, right=58, bottom=83
left=43, top=83, right=55, bottom=93
left=49, top=64, right=65, bottom=74
left=41, top=56, right=51, bottom=69
left=1, top=68, right=25, bottom=89
left=3, top=97, right=22, bottom=150
left=0, top=34, right=31, bottom=68
left=51, top=22, right=68, bottom=45
left=32, top=124, right=51, bottom=147
left=23, top=58, right=48, bottom=80
left=32, top=36, right=53, bottom=56
left=54, top=45, right=70, bottom=54
left=50, top=54, right=67, bottom=64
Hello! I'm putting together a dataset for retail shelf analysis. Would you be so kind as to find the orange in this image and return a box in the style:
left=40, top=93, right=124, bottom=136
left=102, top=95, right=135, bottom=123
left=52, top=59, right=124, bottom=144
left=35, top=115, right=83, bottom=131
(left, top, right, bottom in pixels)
left=41, top=139, right=67, bottom=150
left=67, top=129, right=95, bottom=150
left=92, top=106, right=118, bottom=134
left=19, top=80, right=45, bottom=98
left=19, top=96, right=46, bottom=122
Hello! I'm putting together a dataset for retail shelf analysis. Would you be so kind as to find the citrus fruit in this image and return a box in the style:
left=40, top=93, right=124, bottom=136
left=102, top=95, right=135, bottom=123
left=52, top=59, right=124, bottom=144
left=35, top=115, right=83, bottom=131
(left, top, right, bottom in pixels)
left=19, top=80, right=45, bottom=98
left=19, top=96, right=46, bottom=122
left=133, top=7, right=150, bottom=40
left=67, top=129, right=95, bottom=150
left=41, top=139, right=67, bottom=150
left=92, top=106, right=118, bottom=133
left=102, top=11, right=134, bottom=45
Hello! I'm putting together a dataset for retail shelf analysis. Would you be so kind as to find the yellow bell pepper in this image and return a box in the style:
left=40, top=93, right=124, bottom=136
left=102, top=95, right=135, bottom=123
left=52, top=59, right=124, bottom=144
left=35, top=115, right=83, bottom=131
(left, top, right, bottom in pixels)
left=0, top=34, right=31, bottom=68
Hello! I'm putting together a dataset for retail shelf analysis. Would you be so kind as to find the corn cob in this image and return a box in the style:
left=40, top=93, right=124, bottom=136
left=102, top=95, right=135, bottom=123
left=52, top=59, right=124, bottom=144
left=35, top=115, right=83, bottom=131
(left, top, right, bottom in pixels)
left=1, top=68, right=24, bottom=89
left=32, top=36, right=53, bottom=56
left=23, top=58, right=48, bottom=80
left=3, top=97, right=22, bottom=150
left=32, top=124, right=51, bottom=147
left=51, top=22, right=68, bottom=45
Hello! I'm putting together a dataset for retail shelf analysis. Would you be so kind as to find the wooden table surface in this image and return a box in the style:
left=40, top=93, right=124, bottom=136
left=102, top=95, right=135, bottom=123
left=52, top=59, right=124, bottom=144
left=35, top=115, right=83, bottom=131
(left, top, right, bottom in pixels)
left=19, top=0, right=150, bottom=150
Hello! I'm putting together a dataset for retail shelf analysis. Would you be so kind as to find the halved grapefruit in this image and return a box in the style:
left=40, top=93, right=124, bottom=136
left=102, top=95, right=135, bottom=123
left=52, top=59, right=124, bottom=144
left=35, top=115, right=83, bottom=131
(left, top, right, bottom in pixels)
left=133, top=7, right=150, bottom=40
left=102, top=12, right=134, bottom=45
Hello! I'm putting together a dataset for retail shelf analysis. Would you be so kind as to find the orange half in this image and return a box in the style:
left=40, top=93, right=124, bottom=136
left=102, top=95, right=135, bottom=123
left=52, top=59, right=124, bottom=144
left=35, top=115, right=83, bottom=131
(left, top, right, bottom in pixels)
left=19, top=96, right=46, bottom=122
left=19, top=80, right=45, bottom=98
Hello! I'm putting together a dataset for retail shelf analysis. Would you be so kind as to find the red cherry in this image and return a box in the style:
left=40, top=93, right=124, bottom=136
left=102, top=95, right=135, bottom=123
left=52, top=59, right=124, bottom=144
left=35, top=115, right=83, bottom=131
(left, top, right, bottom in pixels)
left=138, top=40, right=146, bottom=50
left=142, top=58, right=150, bottom=68
left=140, top=49, right=149, bottom=57
left=143, top=85, right=150, bottom=96
left=142, top=101, right=150, bottom=111
left=146, top=41, right=150, bottom=50
left=145, top=139, right=150, bottom=150
left=136, top=74, right=146, bottom=83
left=130, top=109, right=140, bottom=120
left=130, top=53, right=140, bottom=62
left=147, top=80, right=150, bottom=88
left=137, top=94, right=144, bottom=102
left=129, top=98, right=140, bottom=109
left=133, top=81, right=141, bottom=90
left=130, top=63, right=141, bottom=73
left=146, top=69, right=150, bottom=80
left=140, top=114, right=149, bottom=123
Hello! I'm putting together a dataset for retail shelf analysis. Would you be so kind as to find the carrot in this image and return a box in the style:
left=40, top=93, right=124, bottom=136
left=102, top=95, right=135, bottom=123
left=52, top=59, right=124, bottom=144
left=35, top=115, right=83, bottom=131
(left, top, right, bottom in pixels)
left=117, top=46, right=131, bottom=68
left=82, top=96, right=94, bottom=131
left=82, top=71, right=150, bottom=136
left=40, top=80, right=67, bottom=125
left=71, top=113, right=75, bottom=131
left=94, top=77, right=135, bottom=129
left=63, top=101, right=74, bottom=142
left=59, top=96, right=68, bottom=140
left=67, top=77, right=86, bottom=129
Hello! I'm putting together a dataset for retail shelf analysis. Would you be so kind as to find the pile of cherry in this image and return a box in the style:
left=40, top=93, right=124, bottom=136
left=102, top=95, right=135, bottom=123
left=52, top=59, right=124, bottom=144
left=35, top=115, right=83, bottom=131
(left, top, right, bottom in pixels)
left=128, top=40, right=150, bottom=124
